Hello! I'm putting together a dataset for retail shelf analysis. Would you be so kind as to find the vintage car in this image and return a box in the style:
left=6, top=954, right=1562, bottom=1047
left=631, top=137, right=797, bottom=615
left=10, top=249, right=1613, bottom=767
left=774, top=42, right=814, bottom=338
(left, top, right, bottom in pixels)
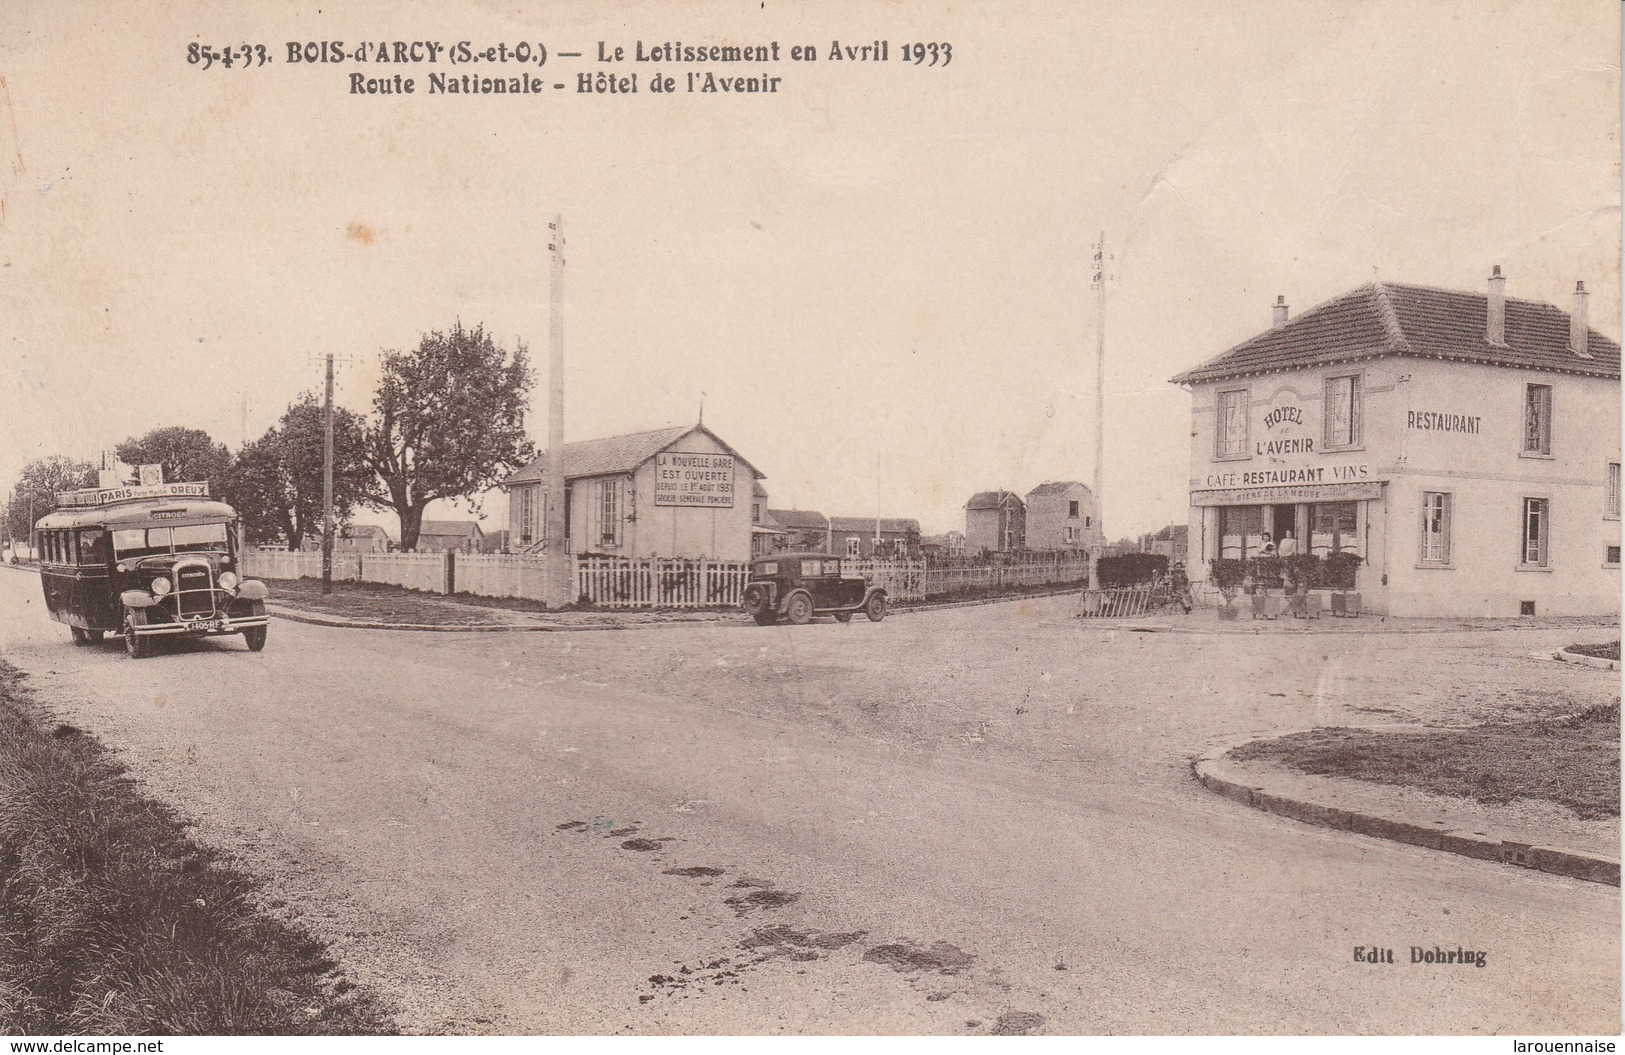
left=741, top=553, right=887, bottom=626
left=34, top=484, right=270, bottom=658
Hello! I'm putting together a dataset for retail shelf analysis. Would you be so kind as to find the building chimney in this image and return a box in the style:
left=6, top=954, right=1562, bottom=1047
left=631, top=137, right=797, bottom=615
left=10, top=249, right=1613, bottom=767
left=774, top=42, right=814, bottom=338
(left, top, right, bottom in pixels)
left=1571, top=280, right=1591, bottom=357
left=1486, top=265, right=1506, bottom=345
left=1272, top=295, right=1288, bottom=329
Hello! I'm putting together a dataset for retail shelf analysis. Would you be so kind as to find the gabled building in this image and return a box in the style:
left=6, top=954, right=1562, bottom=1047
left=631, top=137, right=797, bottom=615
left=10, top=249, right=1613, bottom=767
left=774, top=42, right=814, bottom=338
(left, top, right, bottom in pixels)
left=964, top=490, right=1025, bottom=554
left=415, top=520, right=484, bottom=554
left=1024, top=481, right=1102, bottom=552
left=500, top=424, right=765, bottom=561
left=764, top=508, right=830, bottom=553
left=826, top=516, right=922, bottom=559
left=1170, top=271, right=1620, bottom=617
left=921, top=530, right=968, bottom=559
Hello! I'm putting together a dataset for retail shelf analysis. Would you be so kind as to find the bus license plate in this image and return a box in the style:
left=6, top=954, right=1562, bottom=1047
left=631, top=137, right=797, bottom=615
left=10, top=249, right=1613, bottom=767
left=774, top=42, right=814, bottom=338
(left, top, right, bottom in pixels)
left=187, top=617, right=224, bottom=632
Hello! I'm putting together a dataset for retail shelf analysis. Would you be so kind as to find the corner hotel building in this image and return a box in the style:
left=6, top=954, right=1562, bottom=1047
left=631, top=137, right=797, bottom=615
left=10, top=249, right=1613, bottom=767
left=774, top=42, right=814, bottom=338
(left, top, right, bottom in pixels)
left=1171, top=270, right=1620, bottom=617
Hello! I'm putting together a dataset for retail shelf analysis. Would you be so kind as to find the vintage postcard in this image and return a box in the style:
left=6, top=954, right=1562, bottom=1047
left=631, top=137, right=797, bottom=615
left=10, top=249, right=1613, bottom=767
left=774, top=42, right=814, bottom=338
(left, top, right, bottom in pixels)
left=0, top=0, right=1618, bottom=1043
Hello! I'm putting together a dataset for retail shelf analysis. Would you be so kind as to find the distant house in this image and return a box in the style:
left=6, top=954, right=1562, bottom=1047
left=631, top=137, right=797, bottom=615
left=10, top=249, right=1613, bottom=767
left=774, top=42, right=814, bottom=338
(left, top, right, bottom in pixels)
left=339, top=524, right=392, bottom=554
left=749, top=482, right=784, bottom=557
left=500, top=423, right=765, bottom=562
left=1024, top=481, right=1102, bottom=552
left=920, top=530, right=968, bottom=559
left=414, top=520, right=484, bottom=554
left=1144, top=524, right=1189, bottom=566
left=826, top=516, right=922, bottom=559
left=764, top=508, right=830, bottom=553
left=964, top=490, right=1025, bottom=553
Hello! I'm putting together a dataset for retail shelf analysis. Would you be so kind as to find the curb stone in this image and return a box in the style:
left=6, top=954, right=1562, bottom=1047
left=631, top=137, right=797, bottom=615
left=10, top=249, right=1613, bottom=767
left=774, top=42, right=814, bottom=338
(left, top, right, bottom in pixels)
left=1552, top=647, right=1621, bottom=671
left=1192, top=751, right=1620, bottom=887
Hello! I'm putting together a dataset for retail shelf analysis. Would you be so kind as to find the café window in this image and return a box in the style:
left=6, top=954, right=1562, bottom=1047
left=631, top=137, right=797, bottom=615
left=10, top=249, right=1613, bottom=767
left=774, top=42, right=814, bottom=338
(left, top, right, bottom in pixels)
left=1419, top=492, right=1452, bottom=565
left=1311, top=502, right=1362, bottom=558
left=1218, top=505, right=1262, bottom=559
left=599, top=479, right=620, bottom=546
left=1608, top=462, right=1620, bottom=518
left=1521, top=497, right=1549, bottom=567
left=1524, top=384, right=1552, bottom=455
left=1215, top=389, right=1249, bottom=459
left=1323, top=374, right=1363, bottom=449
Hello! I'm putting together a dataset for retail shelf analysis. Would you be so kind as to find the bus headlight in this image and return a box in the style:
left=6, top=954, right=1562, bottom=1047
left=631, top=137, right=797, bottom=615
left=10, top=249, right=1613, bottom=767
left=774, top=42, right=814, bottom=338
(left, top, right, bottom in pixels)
left=151, top=577, right=171, bottom=596
left=218, top=572, right=239, bottom=591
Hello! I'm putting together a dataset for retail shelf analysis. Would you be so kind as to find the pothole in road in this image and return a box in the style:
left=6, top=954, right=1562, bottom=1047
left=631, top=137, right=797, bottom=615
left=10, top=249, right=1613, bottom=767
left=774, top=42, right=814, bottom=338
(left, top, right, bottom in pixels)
left=620, top=838, right=673, bottom=852
left=863, top=940, right=975, bottom=976
left=990, top=1011, right=1047, bottom=1035
left=663, top=866, right=725, bottom=878
left=723, top=884, right=801, bottom=916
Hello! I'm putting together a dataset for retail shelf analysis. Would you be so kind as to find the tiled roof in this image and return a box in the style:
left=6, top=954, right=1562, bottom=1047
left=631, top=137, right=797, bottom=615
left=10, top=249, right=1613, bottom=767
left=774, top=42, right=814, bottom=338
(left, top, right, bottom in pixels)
left=965, top=490, right=1023, bottom=511
left=419, top=520, right=482, bottom=538
left=1026, top=481, right=1089, bottom=498
left=827, top=516, right=921, bottom=534
left=1170, top=282, right=1621, bottom=385
left=765, top=508, right=827, bottom=530
left=502, top=424, right=763, bottom=486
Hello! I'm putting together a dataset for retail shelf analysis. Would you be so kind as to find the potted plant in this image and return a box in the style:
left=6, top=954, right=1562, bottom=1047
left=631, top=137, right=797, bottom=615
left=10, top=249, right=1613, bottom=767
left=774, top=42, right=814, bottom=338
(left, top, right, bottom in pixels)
left=1285, top=553, right=1323, bottom=618
left=1325, top=551, right=1364, bottom=616
left=1209, top=557, right=1245, bottom=621
left=1246, top=555, right=1286, bottom=618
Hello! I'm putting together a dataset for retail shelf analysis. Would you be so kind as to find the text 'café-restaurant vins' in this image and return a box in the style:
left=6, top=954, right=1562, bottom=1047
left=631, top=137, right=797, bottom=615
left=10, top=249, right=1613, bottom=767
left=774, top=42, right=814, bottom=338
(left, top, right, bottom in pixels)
left=1171, top=271, right=1621, bottom=618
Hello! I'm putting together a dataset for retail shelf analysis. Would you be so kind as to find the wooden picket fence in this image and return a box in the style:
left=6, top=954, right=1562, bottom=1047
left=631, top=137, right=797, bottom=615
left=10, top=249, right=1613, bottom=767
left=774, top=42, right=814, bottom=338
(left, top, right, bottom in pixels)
left=241, top=548, right=1092, bottom=610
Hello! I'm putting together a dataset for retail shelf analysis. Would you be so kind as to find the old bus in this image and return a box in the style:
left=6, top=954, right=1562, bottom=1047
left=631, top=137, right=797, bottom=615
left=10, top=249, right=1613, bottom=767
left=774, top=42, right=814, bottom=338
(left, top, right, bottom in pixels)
left=34, top=482, right=270, bottom=658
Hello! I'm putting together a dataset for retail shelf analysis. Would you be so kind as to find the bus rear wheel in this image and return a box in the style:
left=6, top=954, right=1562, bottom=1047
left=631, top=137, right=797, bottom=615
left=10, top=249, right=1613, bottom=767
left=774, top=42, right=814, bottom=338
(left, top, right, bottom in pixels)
left=123, top=609, right=152, bottom=660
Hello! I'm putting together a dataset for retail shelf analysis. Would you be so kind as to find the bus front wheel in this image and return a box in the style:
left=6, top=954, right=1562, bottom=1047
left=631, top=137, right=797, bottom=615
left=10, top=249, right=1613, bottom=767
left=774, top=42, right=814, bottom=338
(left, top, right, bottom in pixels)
left=123, top=609, right=152, bottom=660
left=243, top=602, right=267, bottom=652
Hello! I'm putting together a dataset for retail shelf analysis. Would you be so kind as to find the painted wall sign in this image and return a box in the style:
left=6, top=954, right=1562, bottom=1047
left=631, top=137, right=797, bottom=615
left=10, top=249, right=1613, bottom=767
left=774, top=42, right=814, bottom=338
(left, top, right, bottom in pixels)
left=1204, top=464, right=1370, bottom=488
left=654, top=452, right=736, bottom=507
left=1406, top=410, right=1482, bottom=434
left=1191, top=480, right=1385, bottom=506
left=1256, top=388, right=1316, bottom=457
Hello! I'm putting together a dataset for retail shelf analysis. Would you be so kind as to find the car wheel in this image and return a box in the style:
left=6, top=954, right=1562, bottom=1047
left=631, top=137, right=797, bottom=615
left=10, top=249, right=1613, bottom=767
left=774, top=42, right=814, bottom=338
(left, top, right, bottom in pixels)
left=70, top=626, right=88, bottom=646
left=124, top=608, right=152, bottom=660
left=833, top=612, right=852, bottom=623
left=86, top=629, right=104, bottom=644
left=785, top=592, right=813, bottom=625
left=865, top=593, right=887, bottom=622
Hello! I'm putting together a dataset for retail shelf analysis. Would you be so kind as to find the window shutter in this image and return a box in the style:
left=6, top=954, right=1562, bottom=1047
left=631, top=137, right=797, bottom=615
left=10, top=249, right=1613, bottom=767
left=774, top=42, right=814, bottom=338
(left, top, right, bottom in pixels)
left=1440, top=493, right=1452, bottom=565
left=1351, top=376, right=1363, bottom=445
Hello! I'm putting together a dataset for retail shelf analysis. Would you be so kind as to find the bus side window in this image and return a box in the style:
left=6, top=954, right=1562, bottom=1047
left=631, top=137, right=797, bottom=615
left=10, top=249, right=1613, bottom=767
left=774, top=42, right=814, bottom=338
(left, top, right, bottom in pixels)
left=67, top=531, right=78, bottom=565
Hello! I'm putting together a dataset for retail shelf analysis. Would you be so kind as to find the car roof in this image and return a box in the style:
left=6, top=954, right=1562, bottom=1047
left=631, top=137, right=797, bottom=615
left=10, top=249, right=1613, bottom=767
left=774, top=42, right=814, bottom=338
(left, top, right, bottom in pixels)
left=36, top=498, right=238, bottom=531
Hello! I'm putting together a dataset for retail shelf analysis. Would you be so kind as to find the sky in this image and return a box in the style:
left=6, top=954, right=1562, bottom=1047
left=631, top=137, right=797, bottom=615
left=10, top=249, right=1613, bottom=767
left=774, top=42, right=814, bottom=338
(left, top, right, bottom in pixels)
left=1, top=0, right=1618, bottom=540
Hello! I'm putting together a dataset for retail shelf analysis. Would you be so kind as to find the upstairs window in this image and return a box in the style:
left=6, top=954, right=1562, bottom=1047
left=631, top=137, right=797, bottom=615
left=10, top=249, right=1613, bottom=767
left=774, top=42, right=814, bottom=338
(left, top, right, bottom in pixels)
left=1524, top=384, right=1552, bottom=455
left=1068, top=500, right=1080, bottom=518
left=1607, top=462, right=1620, bottom=518
left=1216, top=389, right=1249, bottom=458
left=845, top=536, right=861, bottom=558
left=1323, top=374, right=1363, bottom=449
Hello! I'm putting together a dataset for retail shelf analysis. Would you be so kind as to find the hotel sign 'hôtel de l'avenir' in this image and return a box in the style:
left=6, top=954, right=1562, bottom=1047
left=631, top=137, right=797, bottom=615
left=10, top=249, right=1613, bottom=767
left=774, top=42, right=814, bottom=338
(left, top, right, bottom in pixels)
left=1171, top=270, right=1621, bottom=618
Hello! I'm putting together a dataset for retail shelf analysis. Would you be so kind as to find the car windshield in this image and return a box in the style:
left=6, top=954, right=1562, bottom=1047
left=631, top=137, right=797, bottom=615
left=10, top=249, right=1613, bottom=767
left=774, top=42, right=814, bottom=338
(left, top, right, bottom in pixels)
left=112, top=523, right=230, bottom=557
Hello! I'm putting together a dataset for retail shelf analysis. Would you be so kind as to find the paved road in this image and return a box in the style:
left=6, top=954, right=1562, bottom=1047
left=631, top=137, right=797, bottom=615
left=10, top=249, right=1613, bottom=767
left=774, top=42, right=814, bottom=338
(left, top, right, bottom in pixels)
left=0, top=568, right=1617, bottom=1035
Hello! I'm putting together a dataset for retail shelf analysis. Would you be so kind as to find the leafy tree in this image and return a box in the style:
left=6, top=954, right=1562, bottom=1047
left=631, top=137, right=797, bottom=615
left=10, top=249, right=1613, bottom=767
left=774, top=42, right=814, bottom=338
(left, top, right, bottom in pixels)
left=362, top=322, right=534, bottom=551
left=229, top=395, right=371, bottom=548
left=4, top=456, right=94, bottom=540
left=115, top=426, right=232, bottom=497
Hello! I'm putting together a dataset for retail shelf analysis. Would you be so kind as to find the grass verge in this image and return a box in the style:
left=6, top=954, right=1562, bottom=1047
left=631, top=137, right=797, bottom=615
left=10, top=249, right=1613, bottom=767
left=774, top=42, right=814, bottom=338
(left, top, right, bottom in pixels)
left=1229, top=702, right=1621, bottom=820
left=1567, top=641, right=1621, bottom=661
left=0, top=658, right=394, bottom=1035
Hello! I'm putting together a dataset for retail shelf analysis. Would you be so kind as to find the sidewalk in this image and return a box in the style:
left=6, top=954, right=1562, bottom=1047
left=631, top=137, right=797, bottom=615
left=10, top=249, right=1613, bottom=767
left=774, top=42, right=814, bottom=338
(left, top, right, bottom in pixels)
left=1194, top=742, right=1620, bottom=886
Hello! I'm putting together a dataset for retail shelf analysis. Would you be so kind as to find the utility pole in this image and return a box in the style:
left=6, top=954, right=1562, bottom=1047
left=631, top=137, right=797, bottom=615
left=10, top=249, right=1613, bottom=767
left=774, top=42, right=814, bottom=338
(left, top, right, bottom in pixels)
left=322, top=353, right=336, bottom=595
left=1089, top=232, right=1107, bottom=593
left=874, top=454, right=882, bottom=556
left=543, top=215, right=569, bottom=608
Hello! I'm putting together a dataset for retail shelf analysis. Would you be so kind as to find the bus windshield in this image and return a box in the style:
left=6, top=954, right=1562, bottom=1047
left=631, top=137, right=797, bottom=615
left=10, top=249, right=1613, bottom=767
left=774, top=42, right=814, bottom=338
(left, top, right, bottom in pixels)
left=112, top=523, right=231, bottom=557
